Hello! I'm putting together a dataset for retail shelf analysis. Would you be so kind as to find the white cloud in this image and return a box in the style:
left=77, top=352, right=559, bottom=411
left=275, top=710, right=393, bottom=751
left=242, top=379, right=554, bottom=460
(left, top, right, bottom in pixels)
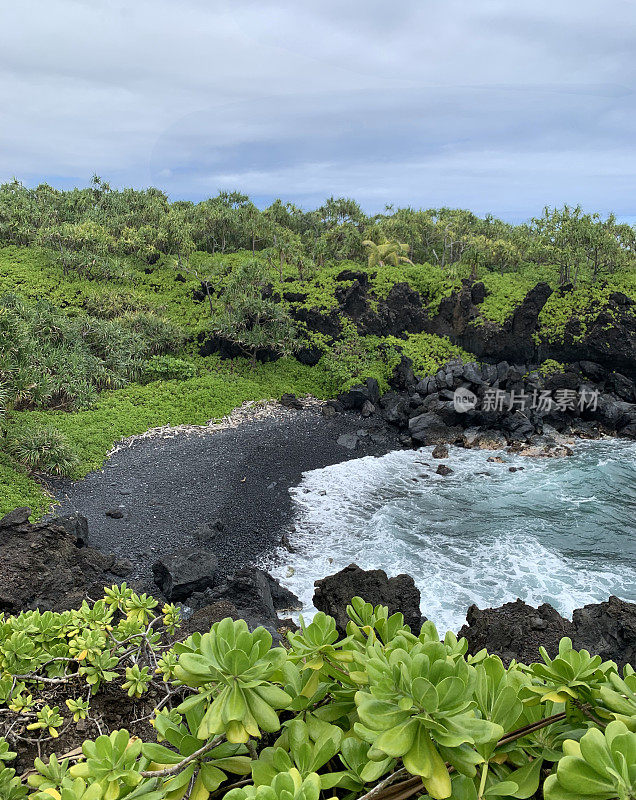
left=0, top=0, right=634, bottom=218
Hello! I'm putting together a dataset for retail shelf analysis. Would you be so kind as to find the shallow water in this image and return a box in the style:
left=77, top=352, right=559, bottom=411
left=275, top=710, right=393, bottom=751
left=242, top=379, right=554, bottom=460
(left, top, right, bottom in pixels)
left=264, top=438, right=636, bottom=633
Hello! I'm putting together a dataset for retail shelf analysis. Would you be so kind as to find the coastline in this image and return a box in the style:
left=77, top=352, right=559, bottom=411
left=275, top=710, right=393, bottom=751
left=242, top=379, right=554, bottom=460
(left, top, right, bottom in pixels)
left=266, top=435, right=636, bottom=631
left=48, top=400, right=403, bottom=589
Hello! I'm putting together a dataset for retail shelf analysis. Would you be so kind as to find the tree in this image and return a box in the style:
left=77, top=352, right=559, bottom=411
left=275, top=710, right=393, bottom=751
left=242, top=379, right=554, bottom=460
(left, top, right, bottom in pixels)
left=213, top=260, right=297, bottom=366
left=579, top=212, right=634, bottom=280
left=268, top=225, right=304, bottom=280
left=529, top=205, right=634, bottom=285
left=317, top=196, right=365, bottom=228
left=362, top=238, right=413, bottom=268
left=156, top=206, right=195, bottom=268
left=465, top=234, right=522, bottom=276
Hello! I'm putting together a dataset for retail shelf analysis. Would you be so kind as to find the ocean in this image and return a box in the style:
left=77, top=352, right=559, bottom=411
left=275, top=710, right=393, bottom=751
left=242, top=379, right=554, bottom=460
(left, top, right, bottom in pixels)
left=266, top=438, right=636, bottom=633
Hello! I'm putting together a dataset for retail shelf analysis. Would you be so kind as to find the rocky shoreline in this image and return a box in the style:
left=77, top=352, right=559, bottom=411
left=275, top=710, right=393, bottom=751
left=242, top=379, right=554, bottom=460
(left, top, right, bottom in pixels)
left=311, top=563, right=636, bottom=670
left=2, top=508, right=634, bottom=668
left=3, top=334, right=634, bottom=668
left=331, top=353, right=636, bottom=451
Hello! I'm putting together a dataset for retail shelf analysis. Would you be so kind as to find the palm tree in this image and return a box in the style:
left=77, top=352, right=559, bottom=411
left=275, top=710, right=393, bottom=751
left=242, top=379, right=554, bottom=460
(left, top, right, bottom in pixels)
left=362, top=238, right=414, bottom=268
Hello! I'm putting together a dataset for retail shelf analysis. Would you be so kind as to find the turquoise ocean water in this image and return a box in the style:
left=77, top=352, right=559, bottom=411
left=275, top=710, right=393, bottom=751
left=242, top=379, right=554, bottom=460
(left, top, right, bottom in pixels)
left=266, top=439, right=636, bottom=632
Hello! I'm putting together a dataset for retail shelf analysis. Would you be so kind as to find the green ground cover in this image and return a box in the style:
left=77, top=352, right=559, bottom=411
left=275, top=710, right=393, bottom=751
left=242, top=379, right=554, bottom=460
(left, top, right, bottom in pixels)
left=0, top=184, right=634, bottom=517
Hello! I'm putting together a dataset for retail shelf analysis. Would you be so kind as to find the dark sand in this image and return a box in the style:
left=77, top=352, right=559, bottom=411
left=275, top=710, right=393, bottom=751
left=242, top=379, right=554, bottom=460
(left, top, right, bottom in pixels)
left=49, top=404, right=402, bottom=589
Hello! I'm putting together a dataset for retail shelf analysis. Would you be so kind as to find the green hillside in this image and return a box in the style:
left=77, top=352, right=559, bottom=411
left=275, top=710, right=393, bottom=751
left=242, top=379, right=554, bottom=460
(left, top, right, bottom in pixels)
left=0, top=181, right=634, bottom=516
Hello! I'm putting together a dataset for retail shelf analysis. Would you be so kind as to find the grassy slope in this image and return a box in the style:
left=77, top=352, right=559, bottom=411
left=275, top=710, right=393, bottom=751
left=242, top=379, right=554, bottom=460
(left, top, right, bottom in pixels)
left=1, top=246, right=634, bottom=518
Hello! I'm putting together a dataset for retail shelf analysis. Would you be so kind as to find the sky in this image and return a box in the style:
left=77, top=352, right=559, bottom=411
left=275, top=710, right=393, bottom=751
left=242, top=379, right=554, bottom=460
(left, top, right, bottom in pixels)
left=1, top=0, right=635, bottom=221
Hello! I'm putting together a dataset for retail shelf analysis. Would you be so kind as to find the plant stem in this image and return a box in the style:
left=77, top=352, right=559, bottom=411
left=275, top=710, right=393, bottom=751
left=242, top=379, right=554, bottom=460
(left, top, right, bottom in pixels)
left=140, top=735, right=223, bottom=778
left=496, top=712, right=567, bottom=747
left=356, top=768, right=409, bottom=800
left=478, top=762, right=489, bottom=799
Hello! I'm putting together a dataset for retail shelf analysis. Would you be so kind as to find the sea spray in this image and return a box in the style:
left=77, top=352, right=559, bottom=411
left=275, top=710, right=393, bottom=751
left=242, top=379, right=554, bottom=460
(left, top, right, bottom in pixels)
left=263, top=438, right=636, bottom=633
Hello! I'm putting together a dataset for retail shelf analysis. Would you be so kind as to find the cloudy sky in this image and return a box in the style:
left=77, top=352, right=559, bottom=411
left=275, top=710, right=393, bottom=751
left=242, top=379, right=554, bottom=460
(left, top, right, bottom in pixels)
left=1, top=0, right=635, bottom=220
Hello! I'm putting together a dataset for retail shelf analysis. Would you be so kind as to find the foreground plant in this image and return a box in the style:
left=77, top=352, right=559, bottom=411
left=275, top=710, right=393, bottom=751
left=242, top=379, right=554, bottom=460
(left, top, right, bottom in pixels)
left=173, top=619, right=292, bottom=743
left=544, top=721, right=636, bottom=800
left=0, top=592, right=634, bottom=799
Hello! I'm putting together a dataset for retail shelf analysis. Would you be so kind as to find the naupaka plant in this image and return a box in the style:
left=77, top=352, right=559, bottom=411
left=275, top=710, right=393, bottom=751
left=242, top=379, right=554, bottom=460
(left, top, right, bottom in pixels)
left=173, top=619, right=292, bottom=743
left=0, top=593, right=634, bottom=799
left=353, top=635, right=503, bottom=798
left=544, top=721, right=636, bottom=800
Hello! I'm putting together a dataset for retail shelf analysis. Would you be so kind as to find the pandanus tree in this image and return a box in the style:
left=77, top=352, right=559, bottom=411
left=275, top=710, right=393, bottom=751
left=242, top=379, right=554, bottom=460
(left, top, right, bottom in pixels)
left=362, top=238, right=414, bottom=268
left=213, top=259, right=297, bottom=367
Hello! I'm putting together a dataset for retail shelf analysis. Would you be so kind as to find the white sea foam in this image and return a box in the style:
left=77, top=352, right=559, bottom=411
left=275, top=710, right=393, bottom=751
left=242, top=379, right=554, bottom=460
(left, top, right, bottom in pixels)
left=263, top=439, right=636, bottom=633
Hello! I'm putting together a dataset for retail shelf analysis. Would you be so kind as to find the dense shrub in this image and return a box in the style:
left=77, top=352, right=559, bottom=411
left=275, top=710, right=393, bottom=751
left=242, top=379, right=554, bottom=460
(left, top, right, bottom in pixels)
left=0, top=295, right=182, bottom=411
left=386, top=333, right=471, bottom=376
left=0, top=453, right=50, bottom=518
left=319, top=326, right=401, bottom=393
left=5, top=426, right=79, bottom=476
left=538, top=280, right=636, bottom=343
left=213, top=259, right=298, bottom=365
left=0, top=592, right=633, bottom=799
left=141, top=355, right=199, bottom=383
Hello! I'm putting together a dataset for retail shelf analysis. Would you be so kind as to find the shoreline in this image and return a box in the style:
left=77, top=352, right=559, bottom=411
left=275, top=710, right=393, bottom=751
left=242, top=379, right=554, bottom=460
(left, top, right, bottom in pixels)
left=48, top=400, right=403, bottom=589
left=265, top=435, right=636, bottom=631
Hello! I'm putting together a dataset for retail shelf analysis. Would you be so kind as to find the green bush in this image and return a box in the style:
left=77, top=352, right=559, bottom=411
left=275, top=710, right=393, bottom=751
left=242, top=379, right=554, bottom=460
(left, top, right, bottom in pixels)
left=0, top=295, right=182, bottom=412
left=0, top=592, right=633, bottom=799
left=5, top=425, right=79, bottom=476
left=538, top=280, right=636, bottom=344
left=318, top=326, right=401, bottom=393
left=141, top=355, right=198, bottom=383
left=386, top=332, right=471, bottom=377
left=475, top=273, right=536, bottom=325
left=0, top=452, right=50, bottom=519
left=538, top=359, right=565, bottom=378
left=370, top=262, right=465, bottom=312
left=213, top=259, right=298, bottom=365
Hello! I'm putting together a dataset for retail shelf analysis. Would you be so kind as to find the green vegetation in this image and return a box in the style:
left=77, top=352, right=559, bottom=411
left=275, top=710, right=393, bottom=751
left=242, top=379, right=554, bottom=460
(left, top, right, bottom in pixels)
left=537, top=274, right=636, bottom=344
left=386, top=333, right=471, bottom=376
left=5, top=426, right=79, bottom=476
left=362, top=238, right=413, bottom=268
left=0, top=452, right=51, bottom=517
left=0, top=180, right=634, bottom=516
left=213, top=260, right=298, bottom=365
left=0, top=293, right=182, bottom=411
left=475, top=273, right=537, bottom=326
left=0, top=592, right=634, bottom=799
left=538, top=360, right=565, bottom=379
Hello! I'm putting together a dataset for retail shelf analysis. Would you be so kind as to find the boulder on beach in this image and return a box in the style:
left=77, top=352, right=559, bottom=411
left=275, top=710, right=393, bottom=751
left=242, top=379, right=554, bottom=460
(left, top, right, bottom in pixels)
left=409, top=412, right=461, bottom=445
left=152, top=548, right=218, bottom=601
left=188, top=567, right=301, bottom=634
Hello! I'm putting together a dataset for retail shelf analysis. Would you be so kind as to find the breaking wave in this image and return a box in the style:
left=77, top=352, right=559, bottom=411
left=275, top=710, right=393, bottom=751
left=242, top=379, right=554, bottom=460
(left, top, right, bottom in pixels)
left=265, top=438, right=636, bottom=633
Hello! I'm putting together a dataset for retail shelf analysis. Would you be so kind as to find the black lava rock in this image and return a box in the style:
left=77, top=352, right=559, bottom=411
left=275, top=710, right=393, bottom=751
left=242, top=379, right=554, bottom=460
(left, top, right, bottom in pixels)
left=313, top=564, right=423, bottom=634
left=152, top=548, right=218, bottom=601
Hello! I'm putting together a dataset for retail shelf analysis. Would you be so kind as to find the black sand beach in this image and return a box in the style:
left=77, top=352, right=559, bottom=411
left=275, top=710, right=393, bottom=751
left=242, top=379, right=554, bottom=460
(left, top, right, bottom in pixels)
left=48, top=403, right=402, bottom=588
